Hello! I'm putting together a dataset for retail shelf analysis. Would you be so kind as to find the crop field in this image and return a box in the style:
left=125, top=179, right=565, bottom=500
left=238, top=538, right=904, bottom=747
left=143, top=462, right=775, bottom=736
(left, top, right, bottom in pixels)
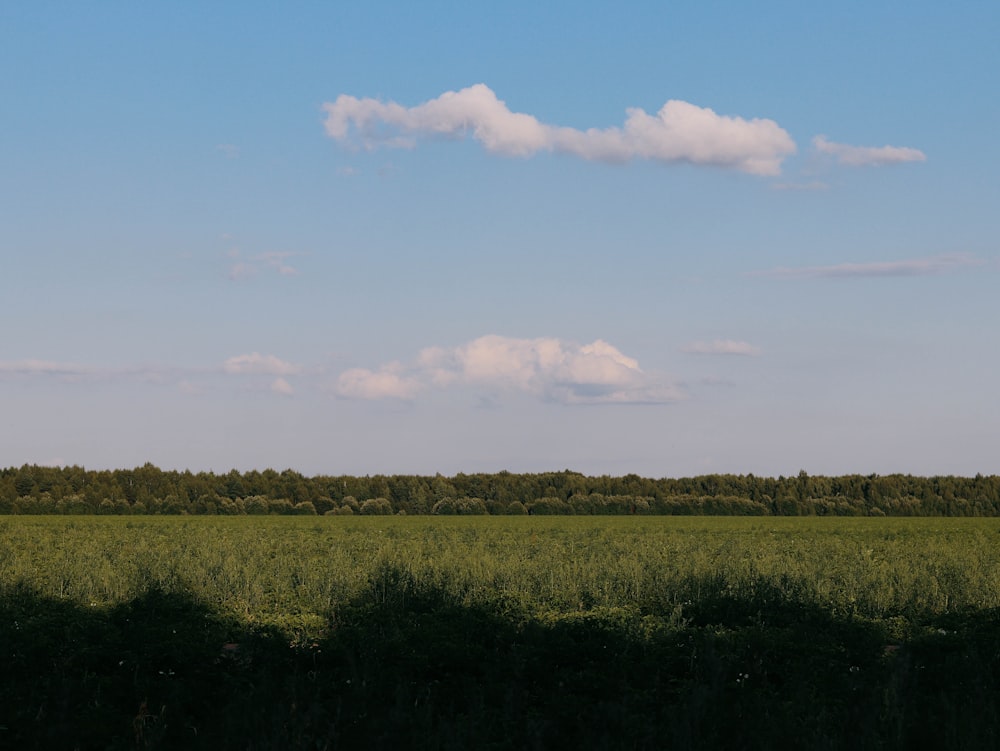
left=2, top=516, right=1000, bottom=749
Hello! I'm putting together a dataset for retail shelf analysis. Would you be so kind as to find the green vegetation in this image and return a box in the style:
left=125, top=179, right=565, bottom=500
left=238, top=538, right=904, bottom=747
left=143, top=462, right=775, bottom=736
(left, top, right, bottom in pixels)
left=2, top=516, right=999, bottom=748
left=3, top=463, right=1000, bottom=516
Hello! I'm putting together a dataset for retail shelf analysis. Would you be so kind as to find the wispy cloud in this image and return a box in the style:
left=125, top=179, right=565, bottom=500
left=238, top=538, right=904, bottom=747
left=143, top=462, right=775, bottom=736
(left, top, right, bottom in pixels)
left=0, top=360, right=169, bottom=382
left=335, top=335, right=684, bottom=405
left=223, top=353, right=302, bottom=376
left=271, top=377, right=295, bottom=396
left=216, top=143, right=240, bottom=159
left=813, top=135, right=926, bottom=167
left=259, top=252, right=300, bottom=276
left=227, top=261, right=256, bottom=281
left=323, top=84, right=797, bottom=176
left=3, top=354, right=307, bottom=398
left=178, top=380, right=202, bottom=396
left=226, top=250, right=301, bottom=280
left=0, top=359, right=91, bottom=376
left=754, top=253, right=983, bottom=280
left=682, top=340, right=761, bottom=356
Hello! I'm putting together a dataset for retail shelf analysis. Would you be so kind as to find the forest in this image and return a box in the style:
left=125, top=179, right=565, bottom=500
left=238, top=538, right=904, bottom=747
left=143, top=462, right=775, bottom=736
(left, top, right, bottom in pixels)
left=2, top=463, right=999, bottom=516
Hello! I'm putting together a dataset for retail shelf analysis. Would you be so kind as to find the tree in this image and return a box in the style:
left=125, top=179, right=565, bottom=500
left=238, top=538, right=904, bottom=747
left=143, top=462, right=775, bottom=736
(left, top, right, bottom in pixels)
left=14, top=467, right=35, bottom=497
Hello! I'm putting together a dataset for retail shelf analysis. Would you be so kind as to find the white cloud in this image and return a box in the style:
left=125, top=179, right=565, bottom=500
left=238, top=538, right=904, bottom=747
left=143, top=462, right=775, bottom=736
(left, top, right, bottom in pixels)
left=683, top=340, right=762, bottom=356
left=449, top=335, right=645, bottom=396
left=335, top=365, right=422, bottom=400
left=223, top=353, right=302, bottom=376
left=338, top=335, right=683, bottom=405
left=813, top=135, right=926, bottom=167
left=271, top=377, right=295, bottom=396
left=216, top=143, right=240, bottom=159
left=323, top=84, right=796, bottom=176
left=755, top=253, right=983, bottom=280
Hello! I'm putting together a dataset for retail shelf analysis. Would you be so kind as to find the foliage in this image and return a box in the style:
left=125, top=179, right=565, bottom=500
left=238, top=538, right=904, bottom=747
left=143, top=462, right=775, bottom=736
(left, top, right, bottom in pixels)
left=3, top=464, right=1000, bottom=516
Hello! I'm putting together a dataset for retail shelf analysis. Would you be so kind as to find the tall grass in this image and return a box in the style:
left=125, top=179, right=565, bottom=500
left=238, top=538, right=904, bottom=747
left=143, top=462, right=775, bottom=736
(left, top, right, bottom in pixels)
left=3, top=516, right=1000, bottom=749
left=3, top=516, right=999, bottom=631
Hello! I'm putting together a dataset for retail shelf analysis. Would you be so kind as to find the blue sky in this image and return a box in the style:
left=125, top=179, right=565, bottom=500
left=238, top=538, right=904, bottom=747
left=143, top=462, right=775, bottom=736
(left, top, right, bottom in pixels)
left=2, top=1, right=998, bottom=477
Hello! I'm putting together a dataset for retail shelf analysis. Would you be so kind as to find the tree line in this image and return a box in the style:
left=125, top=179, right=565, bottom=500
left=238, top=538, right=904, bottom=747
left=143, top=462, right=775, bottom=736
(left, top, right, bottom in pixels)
left=1, top=464, right=999, bottom=516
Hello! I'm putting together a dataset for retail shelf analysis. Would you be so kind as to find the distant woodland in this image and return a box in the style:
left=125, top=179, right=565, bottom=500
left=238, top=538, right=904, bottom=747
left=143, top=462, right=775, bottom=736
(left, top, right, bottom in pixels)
left=2, top=464, right=1000, bottom=516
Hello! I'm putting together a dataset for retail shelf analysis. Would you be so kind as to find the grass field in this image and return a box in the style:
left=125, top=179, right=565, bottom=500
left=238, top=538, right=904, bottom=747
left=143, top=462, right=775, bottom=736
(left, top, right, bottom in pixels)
left=2, top=516, right=999, bottom=749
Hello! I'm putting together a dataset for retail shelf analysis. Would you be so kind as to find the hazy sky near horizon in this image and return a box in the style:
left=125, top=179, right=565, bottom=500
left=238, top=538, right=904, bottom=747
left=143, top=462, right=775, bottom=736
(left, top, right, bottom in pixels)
left=2, top=1, right=998, bottom=477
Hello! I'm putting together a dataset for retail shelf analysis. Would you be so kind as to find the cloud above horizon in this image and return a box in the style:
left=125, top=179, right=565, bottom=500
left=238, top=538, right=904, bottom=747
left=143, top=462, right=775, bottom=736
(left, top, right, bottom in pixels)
left=335, top=335, right=684, bottom=405
left=813, top=135, right=926, bottom=167
left=754, top=253, right=982, bottom=280
left=323, top=84, right=797, bottom=176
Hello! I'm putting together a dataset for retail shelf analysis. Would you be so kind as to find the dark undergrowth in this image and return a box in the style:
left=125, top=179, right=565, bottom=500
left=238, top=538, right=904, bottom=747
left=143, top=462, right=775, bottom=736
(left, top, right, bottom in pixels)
left=1, top=570, right=998, bottom=750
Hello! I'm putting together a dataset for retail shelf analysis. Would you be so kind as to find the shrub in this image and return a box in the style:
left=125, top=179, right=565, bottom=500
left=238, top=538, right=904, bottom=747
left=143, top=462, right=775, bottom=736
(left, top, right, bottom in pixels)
left=526, top=497, right=573, bottom=515
left=244, top=496, right=269, bottom=515
left=267, top=498, right=294, bottom=515
left=432, top=497, right=488, bottom=515
left=360, top=498, right=393, bottom=515
left=341, top=496, right=360, bottom=514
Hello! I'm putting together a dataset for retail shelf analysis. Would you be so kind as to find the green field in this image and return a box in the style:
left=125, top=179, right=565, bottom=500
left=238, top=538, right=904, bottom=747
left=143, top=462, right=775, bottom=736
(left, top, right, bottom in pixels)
left=3, top=516, right=999, bottom=749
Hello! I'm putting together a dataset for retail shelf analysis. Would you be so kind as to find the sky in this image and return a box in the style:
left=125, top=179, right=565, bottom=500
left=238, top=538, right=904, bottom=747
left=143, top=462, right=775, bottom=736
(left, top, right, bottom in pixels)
left=2, top=1, right=998, bottom=478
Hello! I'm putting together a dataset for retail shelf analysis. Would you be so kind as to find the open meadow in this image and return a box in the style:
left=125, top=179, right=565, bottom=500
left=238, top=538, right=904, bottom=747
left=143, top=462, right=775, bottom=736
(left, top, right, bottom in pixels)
left=2, top=516, right=999, bottom=749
